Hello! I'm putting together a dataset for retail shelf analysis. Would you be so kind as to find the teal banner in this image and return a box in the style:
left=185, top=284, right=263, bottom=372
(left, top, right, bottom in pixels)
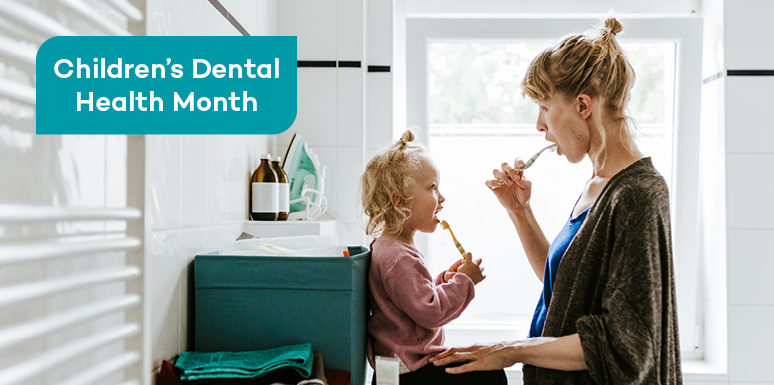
left=36, top=36, right=297, bottom=135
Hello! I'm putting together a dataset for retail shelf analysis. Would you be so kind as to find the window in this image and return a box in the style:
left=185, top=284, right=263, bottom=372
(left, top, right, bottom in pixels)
left=406, top=18, right=702, bottom=357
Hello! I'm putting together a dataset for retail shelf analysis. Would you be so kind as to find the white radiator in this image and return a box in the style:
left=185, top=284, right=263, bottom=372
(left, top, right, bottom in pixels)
left=0, top=0, right=148, bottom=384
left=0, top=205, right=145, bottom=385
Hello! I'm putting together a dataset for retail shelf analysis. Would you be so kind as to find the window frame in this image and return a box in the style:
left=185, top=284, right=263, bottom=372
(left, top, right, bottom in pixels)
left=406, top=16, right=703, bottom=359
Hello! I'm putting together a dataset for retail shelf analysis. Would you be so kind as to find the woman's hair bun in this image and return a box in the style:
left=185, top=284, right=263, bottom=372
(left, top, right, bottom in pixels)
left=604, top=17, right=623, bottom=36
left=400, top=129, right=415, bottom=144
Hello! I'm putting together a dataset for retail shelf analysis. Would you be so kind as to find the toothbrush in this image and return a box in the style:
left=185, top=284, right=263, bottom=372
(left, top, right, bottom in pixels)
left=516, top=144, right=558, bottom=171
left=440, top=220, right=467, bottom=261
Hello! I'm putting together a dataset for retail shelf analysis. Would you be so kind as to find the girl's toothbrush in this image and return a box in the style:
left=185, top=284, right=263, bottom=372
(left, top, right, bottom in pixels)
left=516, top=144, right=558, bottom=171
left=440, top=220, right=467, bottom=261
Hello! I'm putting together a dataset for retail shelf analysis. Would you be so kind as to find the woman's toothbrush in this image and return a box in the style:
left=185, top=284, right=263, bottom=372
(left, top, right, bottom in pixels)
left=440, top=220, right=467, bottom=261
left=517, top=144, right=558, bottom=171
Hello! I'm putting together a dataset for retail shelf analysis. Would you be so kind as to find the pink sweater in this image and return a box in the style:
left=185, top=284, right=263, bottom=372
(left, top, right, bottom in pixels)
left=366, top=236, right=475, bottom=372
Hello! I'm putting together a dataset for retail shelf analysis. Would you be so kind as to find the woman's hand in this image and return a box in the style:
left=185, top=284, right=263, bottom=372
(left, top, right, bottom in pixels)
left=431, top=335, right=587, bottom=373
left=485, top=158, right=532, bottom=214
left=429, top=343, right=517, bottom=374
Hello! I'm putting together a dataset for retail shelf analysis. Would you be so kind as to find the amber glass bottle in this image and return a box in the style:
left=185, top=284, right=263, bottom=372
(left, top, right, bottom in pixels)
left=271, top=156, right=290, bottom=221
left=250, top=154, right=278, bottom=221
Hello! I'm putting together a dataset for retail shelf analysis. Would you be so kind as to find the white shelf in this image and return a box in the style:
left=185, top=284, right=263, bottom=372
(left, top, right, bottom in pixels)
left=243, top=213, right=337, bottom=238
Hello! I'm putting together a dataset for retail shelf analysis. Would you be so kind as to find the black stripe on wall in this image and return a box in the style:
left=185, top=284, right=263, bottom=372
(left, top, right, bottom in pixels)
left=297, top=61, right=337, bottom=68
left=727, top=69, right=774, bottom=76
left=208, top=0, right=250, bottom=36
left=703, top=72, right=722, bottom=85
left=368, top=65, right=390, bottom=73
left=338, top=61, right=361, bottom=68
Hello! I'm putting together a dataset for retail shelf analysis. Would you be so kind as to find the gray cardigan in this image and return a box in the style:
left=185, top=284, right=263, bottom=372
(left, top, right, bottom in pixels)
left=523, top=158, right=682, bottom=384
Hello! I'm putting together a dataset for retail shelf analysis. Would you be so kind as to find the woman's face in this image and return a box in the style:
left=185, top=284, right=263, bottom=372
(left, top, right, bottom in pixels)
left=535, top=95, right=590, bottom=164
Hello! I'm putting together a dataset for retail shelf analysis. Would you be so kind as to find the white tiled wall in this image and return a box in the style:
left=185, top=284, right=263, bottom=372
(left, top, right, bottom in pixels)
left=276, top=0, right=382, bottom=247
left=145, top=0, right=277, bottom=379
left=693, top=0, right=774, bottom=383
left=723, top=0, right=774, bottom=70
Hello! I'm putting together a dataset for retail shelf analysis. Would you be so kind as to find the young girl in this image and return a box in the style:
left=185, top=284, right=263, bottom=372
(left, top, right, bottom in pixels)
left=359, top=130, right=507, bottom=385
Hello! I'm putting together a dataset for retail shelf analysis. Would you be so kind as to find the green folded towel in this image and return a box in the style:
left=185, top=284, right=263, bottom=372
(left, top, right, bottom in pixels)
left=175, top=343, right=313, bottom=381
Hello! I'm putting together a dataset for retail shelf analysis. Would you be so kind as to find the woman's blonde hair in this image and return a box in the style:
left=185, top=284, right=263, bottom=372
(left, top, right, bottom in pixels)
left=521, top=17, right=639, bottom=168
left=359, top=129, right=425, bottom=237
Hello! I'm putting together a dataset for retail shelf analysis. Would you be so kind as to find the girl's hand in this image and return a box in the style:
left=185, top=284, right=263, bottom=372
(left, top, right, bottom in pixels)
left=457, top=253, right=485, bottom=285
left=443, top=258, right=464, bottom=283
left=485, top=158, right=532, bottom=214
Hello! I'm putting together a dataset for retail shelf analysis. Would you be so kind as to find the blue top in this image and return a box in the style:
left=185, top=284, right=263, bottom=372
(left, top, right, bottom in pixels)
left=528, top=207, right=590, bottom=338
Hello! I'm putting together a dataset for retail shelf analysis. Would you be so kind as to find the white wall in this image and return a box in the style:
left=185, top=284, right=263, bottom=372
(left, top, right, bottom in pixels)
left=144, top=0, right=277, bottom=380
left=719, top=1, right=774, bottom=384
left=405, top=0, right=693, bottom=15
left=276, top=0, right=396, bottom=248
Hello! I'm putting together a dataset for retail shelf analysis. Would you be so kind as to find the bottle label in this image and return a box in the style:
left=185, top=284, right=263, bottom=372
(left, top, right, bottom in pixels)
left=252, top=182, right=279, bottom=213
left=278, top=183, right=290, bottom=213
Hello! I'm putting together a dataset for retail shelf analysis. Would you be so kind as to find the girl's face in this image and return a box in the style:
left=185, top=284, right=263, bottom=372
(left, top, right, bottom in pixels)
left=401, top=155, right=445, bottom=237
left=536, top=95, right=591, bottom=164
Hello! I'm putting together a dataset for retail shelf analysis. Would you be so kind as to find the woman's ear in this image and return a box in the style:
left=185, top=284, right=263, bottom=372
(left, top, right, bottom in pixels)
left=577, top=94, right=593, bottom=120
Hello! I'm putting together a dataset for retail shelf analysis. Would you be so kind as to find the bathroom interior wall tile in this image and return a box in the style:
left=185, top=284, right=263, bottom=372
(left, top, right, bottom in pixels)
left=147, top=0, right=238, bottom=36
left=366, top=0, right=393, bottom=66
left=728, top=305, right=774, bottom=382
left=146, top=229, right=184, bottom=368
left=57, top=135, right=106, bottom=207
left=277, top=0, right=337, bottom=60
left=206, top=223, right=243, bottom=253
left=227, top=136, right=250, bottom=221
left=337, top=0, right=364, bottom=60
left=336, top=146, right=364, bottom=224
left=724, top=0, right=774, bottom=70
left=727, top=229, right=774, bottom=306
left=337, top=222, right=369, bottom=247
left=180, top=136, right=208, bottom=227
left=147, top=135, right=182, bottom=230
left=726, top=77, right=774, bottom=154
left=289, top=68, right=338, bottom=147
left=206, top=136, right=229, bottom=224
left=726, top=154, right=774, bottom=229
left=105, top=135, right=127, bottom=208
left=337, top=68, right=365, bottom=147
left=309, top=145, right=338, bottom=220
left=219, top=0, right=276, bottom=36
left=183, top=0, right=240, bottom=36
left=366, top=72, right=394, bottom=150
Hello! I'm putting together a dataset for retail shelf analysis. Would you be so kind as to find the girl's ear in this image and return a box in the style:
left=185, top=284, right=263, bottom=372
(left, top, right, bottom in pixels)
left=389, top=192, right=404, bottom=208
left=577, top=94, right=593, bottom=120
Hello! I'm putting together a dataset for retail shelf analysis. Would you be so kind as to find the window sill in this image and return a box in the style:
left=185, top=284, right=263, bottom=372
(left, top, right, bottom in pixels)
left=681, top=358, right=728, bottom=382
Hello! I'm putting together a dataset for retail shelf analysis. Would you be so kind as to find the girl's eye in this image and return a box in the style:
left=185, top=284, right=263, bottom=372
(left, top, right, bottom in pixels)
left=430, top=184, right=436, bottom=191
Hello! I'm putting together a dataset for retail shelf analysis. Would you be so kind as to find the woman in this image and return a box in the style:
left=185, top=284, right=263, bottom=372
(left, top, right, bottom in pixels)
left=429, top=17, right=682, bottom=384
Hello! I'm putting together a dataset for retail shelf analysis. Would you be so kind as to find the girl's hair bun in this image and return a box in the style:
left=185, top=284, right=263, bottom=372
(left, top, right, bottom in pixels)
left=604, top=17, right=623, bottom=36
left=399, top=129, right=415, bottom=145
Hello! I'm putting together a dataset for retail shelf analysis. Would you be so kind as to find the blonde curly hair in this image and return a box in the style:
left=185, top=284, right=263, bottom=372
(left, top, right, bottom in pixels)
left=521, top=17, right=639, bottom=169
left=359, top=129, right=426, bottom=237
